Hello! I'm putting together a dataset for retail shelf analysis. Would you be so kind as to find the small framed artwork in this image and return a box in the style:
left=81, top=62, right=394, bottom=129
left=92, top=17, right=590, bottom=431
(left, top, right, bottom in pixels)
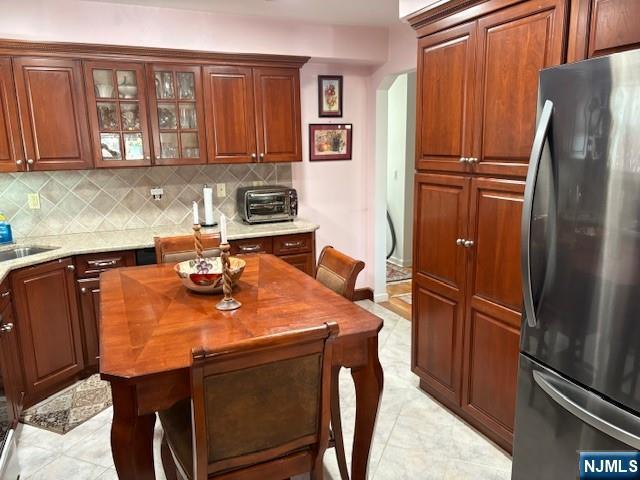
left=318, top=75, right=343, bottom=117
left=309, top=124, right=352, bottom=161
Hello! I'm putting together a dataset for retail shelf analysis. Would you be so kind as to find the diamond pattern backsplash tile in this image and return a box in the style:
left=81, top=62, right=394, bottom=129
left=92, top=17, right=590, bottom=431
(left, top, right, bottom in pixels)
left=0, top=164, right=292, bottom=238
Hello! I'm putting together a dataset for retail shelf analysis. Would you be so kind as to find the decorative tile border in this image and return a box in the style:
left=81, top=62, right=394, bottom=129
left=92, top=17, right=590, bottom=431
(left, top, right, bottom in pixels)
left=0, top=164, right=292, bottom=237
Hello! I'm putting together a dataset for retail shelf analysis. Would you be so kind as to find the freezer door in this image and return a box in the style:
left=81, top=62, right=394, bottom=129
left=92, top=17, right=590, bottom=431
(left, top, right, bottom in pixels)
left=512, top=355, right=640, bottom=480
left=521, top=49, right=640, bottom=413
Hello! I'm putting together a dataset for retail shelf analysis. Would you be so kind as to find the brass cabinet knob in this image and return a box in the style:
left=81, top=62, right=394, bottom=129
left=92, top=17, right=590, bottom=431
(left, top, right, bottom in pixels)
left=67, top=264, right=76, bottom=272
left=16, top=159, right=23, bottom=165
left=27, top=159, right=34, bottom=165
left=459, top=157, right=468, bottom=163
left=251, top=153, right=257, bottom=159
left=463, top=240, right=475, bottom=248
left=80, top=287, right=87, bottom=294
left=456, top=238, right=464, bottom=246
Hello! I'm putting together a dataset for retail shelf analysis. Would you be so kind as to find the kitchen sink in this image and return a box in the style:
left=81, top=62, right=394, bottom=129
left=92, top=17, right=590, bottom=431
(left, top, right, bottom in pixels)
left=0, top=246, right=59, bottom=262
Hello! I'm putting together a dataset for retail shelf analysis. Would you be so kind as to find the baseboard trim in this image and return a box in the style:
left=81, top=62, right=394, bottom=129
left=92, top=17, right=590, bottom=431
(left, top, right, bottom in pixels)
left=353, top=288, right=374, bottom=301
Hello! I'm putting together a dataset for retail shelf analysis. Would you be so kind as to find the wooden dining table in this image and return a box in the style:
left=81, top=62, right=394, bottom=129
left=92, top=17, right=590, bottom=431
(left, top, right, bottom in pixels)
left=99, top=253, right=383, bottom=480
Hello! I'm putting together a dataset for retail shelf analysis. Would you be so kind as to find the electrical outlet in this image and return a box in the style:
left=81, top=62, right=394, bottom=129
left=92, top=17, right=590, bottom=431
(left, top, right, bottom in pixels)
left=150, top=187, right=164, bottom=201
left=27, top=193, right=40, bottom=210
left=216, top=183, right=226, bottom=197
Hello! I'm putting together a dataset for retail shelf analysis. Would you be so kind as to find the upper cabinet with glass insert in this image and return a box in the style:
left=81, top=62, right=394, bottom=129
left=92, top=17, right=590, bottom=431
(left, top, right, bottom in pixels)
left=147, top=65, right=206, bottom=165
left=84, top=61, right=152, bottom=167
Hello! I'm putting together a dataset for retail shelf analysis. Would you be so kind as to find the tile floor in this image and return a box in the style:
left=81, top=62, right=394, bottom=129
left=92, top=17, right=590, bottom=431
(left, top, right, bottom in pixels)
left=16, top=300, right=511, bottom=479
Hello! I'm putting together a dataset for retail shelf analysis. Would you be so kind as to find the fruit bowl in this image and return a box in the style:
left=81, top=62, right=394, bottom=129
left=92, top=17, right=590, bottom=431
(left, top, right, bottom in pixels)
left=174, top=256, right=246, bottom=294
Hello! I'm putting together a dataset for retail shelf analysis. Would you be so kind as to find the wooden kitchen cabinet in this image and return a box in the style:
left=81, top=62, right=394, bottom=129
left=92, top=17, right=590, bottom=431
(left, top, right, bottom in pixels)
left=147, top=64, right=207, bottom=165
left=414, top=0, right=566, bottom=178
left=412, top=173, right=469, bottom=405
left=415, top=22, right=476, bottom=174
left=84, top=61, right=152, bottom=167
left=461, top=177, right=524, bottom=447
left=77, top=277, right=100, bottom=368
left=204, top=66, right=258, bottom=164
left=12, top=57, right=93, bottom=171
left=204, top=66, right=302, bottom=164
left=409, top=0, right=568, bottom=451
left=0, top=58, right=24, bottom=173
left=230, top=232, right=316, bottom=276
left=253, top=68, right=302, bottom=162
left=74, top=250, right=135, bottom=369
left=568, top=0, right=640, bottom=61
left=472, top=0, right=566, bottom=178
left=11, top=258, right=84, bottom=405
left=0, top=283, right=24, bottom=424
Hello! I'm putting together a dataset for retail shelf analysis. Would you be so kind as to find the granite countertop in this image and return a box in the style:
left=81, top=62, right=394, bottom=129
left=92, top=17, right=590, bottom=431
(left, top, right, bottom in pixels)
left=0, top=219, right=319, bottom=283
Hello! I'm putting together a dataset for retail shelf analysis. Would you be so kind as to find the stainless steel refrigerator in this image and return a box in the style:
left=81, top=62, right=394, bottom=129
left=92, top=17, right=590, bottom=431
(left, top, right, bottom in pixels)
left=512, top=49, right=640, bottom=478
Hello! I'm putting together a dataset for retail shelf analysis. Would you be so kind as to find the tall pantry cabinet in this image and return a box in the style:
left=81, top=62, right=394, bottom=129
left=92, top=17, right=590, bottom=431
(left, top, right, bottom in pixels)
left=409, top=0, right=640, bottom=453
left=409, top=0, right=567, bottom=452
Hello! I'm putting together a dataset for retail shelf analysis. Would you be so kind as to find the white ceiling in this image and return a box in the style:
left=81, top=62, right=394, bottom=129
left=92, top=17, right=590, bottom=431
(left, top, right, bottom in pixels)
left=87, top=0, right=401, bottom=26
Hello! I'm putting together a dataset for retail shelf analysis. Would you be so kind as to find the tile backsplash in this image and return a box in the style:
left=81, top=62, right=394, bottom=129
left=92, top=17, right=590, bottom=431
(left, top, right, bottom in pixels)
left=0, top=163, right=292, bottom=238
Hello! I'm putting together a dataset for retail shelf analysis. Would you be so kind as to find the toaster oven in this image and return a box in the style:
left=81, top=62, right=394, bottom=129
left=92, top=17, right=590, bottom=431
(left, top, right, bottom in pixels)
left=236, top=185, right=298, bottom=224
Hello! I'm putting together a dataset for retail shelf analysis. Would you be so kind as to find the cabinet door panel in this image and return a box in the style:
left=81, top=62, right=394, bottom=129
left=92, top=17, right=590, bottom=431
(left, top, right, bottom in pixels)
left=461, top=178, right=524, bottom=446
left=78, top=278, right=100, bottom=367
left=588, top=0, right=640, bottom=57
left=254, top=68, right=301, bottom=162
left=473, top=0, right=566, bottom=177
left=12, top=259, right=84, bottom=402
left=0, top=58, right=24, bottom=172
left=413, top=174, right=469, bottom=287
left=13, top=57, right=92, bottom=170
left=0, top=302, right=25, bottom=423
left=84, top=61, right=152, bottom=167
left=204, top=66, right=256, bottom=163
left=412, top=173, right=469, bottom=403
left=148, top=64, right=207, bottom=165
left=416, top=22, right=476, bottom=173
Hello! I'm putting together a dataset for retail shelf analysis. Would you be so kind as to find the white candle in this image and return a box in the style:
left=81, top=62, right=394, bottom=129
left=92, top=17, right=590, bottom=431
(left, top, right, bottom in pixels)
left=192, top=201, right=199, bottom=225
left=203, top=185, right=214, bottom=225
left=220, top=214, right=227, bottom=244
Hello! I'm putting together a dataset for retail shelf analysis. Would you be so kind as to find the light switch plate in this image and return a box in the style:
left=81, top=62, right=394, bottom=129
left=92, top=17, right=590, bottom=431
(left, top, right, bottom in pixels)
left=216, top=183, right=226, bottom=197
left=27, top=193, right=40, bottom=210
left=150, top=187, right=164, bottom=200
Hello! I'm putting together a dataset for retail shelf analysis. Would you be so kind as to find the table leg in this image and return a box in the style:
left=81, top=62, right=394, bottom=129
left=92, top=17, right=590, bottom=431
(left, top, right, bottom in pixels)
left=350, top=336, right=383, bottom=480
left=110, top=382, right=157, bottom=480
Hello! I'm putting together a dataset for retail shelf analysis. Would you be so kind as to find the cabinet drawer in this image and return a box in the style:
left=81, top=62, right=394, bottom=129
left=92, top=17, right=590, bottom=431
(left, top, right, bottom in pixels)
left=75, top=250, right=135, bottom=278
left=279, top=253, right=314, bottom=276
left=0, top=278, right=11, bottom=312
left=230, top=237, right=273, bottom=255
left=273, top=233, right=312, bottom=255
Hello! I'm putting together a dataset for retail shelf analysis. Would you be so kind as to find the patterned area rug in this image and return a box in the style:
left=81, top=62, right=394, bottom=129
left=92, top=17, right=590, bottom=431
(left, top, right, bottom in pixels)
left=395, top=293, right=413, bottom=305
left=21, top=374, right=112, bottom=434
left=386, top=261, right=412, bottom=283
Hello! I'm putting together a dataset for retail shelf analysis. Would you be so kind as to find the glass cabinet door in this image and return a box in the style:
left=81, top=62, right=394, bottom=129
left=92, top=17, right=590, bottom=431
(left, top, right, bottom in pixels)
left=148, top=65, right=206, bottom=164
left=84, top=62, right=152, bottom=167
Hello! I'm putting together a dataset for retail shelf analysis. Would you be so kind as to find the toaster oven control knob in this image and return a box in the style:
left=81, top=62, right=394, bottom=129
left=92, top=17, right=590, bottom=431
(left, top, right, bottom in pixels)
left=289, top=191, right=298, bottom=216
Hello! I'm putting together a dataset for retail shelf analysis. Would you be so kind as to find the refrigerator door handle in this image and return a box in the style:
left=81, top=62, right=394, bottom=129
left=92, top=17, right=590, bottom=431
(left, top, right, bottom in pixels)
left=521, top=100, right=553, bottom=328
left=533, top=370, right=640, bottom=449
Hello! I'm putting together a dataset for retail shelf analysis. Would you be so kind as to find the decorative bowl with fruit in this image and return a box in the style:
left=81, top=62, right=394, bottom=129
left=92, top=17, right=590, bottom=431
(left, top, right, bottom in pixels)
left=174, top=256, right=246, bottom=294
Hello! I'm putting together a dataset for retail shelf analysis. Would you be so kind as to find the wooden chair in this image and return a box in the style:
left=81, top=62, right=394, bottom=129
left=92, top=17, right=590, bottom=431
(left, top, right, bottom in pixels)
left=159, top=322, right=339, bottom=480
left=154, top=233, right=221, bottom=264
left=315, top=246, right=365, bottom=480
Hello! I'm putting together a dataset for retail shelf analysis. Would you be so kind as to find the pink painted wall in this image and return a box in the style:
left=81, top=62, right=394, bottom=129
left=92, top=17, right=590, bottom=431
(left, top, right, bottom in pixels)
left=0, top=0, right=417, bottom=290
left=0, top=0, right=388, bottom=64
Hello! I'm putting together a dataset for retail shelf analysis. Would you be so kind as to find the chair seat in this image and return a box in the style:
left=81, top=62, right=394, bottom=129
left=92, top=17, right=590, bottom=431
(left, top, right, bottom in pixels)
left=159, top=399, right=194, bottom=479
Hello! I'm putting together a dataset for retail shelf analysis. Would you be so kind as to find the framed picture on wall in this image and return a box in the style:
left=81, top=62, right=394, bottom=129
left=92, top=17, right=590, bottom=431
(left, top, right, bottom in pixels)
left=318, top=75, right=343, bottom=117
left=309, top=124, right=352, bottom=161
